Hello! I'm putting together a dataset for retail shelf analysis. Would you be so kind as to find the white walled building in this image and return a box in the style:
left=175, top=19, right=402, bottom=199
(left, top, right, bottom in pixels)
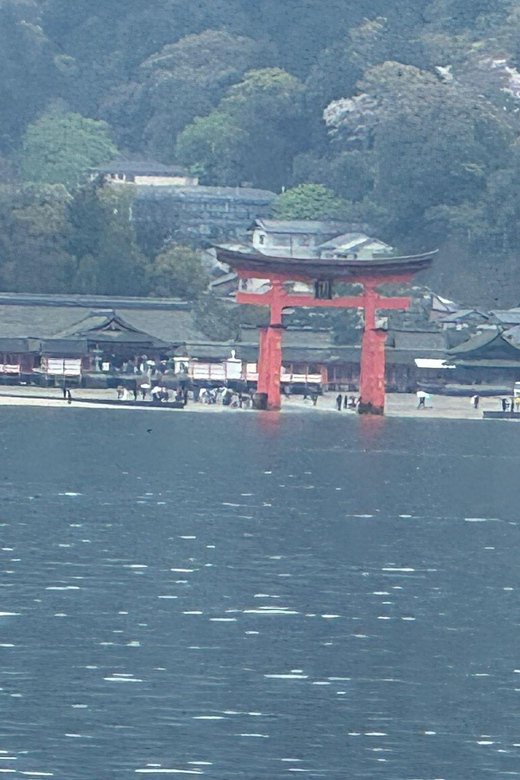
left=251, top=219, right=351, bottom=258
left=89, top=161, right=199, bottom=187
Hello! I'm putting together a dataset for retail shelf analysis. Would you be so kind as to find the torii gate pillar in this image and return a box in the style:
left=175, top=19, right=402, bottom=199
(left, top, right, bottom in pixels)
left=357, top=285, right=386, bottom=415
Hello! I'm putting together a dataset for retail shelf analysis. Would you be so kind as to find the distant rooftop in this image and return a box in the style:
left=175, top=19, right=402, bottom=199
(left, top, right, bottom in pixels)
left=318, top=233, right=392, bottom=253
left=0, top=293, right=206, bottom=344
left=439, top=308, right=489, bottom=323
left=0, top=292, right=190, bottom=310
left=254, top=219, right=352, bottom=236
left=318, top=232, right=373, bottom=250
left=90, top=160, right=192, bottom=177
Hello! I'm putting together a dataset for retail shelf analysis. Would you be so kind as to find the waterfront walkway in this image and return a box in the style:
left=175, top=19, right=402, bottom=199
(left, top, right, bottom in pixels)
left=0, top=386, right=513, bottom=419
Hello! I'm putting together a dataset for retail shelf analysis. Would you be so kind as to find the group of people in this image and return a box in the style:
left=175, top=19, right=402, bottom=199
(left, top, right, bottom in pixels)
left=114, top=356, right=175, bottom=376
left=116, top=383, right=188, bottom=404
left=115, top=381, right=255, bottom=408
left=500, top=396, right=520, bottom=412
left=335, top=393, right=360, bottom=411
left=198, top=387, right=252, bottom=408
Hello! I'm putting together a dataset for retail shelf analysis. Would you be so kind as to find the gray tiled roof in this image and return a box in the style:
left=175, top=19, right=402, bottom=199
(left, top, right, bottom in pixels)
left=0, top=295, right=207, bottom=344
left=440, top=309, right=488, bottom=323
left=491, top=309, right=520, bottom=324
left=448, top=329, right=503, bottom=355
left=254, top=219, right=351, bottom=235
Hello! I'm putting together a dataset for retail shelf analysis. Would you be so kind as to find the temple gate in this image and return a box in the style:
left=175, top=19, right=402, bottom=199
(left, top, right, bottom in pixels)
left=216, top=247, right=436, bottom=414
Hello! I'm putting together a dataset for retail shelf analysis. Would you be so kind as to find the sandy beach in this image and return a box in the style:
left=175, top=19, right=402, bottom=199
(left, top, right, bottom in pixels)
left=0, top=386, right=512, bottom=419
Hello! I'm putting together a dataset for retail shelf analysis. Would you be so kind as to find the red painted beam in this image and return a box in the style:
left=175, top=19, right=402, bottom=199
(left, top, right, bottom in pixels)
left=237, top=291, right=412, bottom=311
left=236, top=270, right=415, bottom=285
left=278, top=294, right=365, bottom=309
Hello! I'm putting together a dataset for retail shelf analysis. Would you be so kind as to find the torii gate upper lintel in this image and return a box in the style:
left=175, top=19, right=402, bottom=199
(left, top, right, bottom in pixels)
left=215, top=247, right=437, bottom=414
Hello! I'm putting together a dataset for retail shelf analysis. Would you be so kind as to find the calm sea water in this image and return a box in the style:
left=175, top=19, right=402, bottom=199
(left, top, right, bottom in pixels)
left=1, top=407, right=520, bottom=780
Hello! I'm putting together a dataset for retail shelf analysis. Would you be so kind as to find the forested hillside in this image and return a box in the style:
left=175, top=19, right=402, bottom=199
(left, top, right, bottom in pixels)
left=2, top=0, right=520, bottom=302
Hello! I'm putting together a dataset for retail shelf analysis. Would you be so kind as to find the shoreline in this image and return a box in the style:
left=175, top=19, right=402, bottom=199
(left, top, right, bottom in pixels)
left=0, top=387, right=513, bottom=420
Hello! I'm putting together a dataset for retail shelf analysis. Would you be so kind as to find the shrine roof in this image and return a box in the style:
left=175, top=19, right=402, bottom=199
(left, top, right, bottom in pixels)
left=439, top=308, right=489, bottom=323
left=215, top=246, right=436, bottom=278
left=490, top=308, right=520, bottom=325
left=447, top=328, right=504, bottom=355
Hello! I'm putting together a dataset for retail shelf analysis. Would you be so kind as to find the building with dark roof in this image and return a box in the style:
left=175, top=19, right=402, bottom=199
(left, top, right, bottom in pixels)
left=135, top=186, right=276, bottom=255
left=89, top=160, right=199, bottom=187
left=0, top=293, right=208, bottom=384
left=251, top=219, right=355, bottom=258
left=0, top=290, right=477, bottom=393
left=444, top=327, right=520, bottom=388
left=172, top=323, right=452, bottom=393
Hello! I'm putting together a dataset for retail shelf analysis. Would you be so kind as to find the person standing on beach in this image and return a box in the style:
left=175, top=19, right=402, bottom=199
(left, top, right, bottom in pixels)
left=336, top=394, right=343, bottom=411
left=417, top=390, right=427, bottom=409
left=471, top=394, right=480, bottom=409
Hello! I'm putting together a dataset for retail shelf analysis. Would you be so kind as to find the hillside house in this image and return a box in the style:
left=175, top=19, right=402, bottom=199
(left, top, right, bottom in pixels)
left=89, top=161, right=199, bottom=187
left=250, top=219, right=392, bottom=260
left=251, top=219, right=352, bottom=257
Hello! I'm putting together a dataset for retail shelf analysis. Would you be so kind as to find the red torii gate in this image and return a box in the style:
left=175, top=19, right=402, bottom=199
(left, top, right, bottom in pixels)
left=216, top=247, right=436, bottom=414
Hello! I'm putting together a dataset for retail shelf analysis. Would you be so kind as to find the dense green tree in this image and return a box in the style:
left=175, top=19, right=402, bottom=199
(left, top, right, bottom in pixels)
left=221, top=67, right=308, bottom=190
left=0, top=183, right=75, bottom=292
left=0, top=0, right=60, bottom=153
left=272, top=184, right=350, bottom=220
left=84, top=186, right=148, bottom=296
left=324, top=61, right=514, bottom=245
left=425, top=0, right=511, bottom=31
left=66, top=185, right=148, bottom=295
left=147, top=246, right=209, bottom=300
left=176, top=111, right=248, bottom=186
left=292, top=151, right=373, bottom=202
left=194, top=295, right=269, bottom=341
left=141, top=31, right=271, bottom=161
left=1, top=0, right=520, bottom=303
left=20, top=111, right=117, bottom=189
left=41, top=0, right=250, bottom=116
left=101, top=30, right=270, bottom=160
left=179, top=68, right=307, bottom=190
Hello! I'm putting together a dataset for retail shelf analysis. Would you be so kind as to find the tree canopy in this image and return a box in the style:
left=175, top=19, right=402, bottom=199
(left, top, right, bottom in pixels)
left=21, top=111, right=117, bottom=189
left=272, top=184, right=350, bottom=220
left=3, top=0, right=520, bottom=301
left=147, top=246, right=209, bottom=300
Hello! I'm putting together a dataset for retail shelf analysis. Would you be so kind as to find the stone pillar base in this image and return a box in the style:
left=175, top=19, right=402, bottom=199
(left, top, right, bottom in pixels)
left=357, top=401, right=384, bottom=416
left=252, top=392, right=268, bottom=410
